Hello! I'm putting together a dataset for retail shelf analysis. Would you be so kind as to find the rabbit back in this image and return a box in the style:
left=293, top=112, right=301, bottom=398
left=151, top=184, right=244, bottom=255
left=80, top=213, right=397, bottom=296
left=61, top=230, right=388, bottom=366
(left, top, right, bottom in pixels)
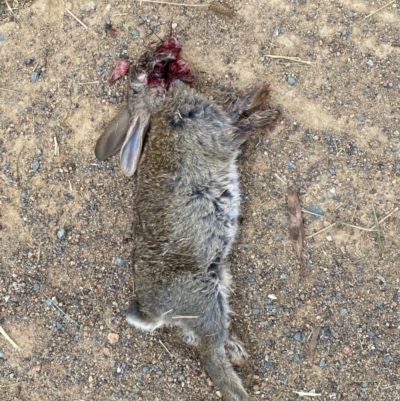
left=134, top=80, right=242, bottom=276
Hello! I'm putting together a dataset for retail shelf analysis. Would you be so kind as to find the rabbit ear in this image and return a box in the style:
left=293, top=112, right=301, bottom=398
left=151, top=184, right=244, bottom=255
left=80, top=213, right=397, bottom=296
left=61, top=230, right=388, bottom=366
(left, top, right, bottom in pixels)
left=95, top=108, right=132, bottom=161
left=120, top=113, right=151, bottom=177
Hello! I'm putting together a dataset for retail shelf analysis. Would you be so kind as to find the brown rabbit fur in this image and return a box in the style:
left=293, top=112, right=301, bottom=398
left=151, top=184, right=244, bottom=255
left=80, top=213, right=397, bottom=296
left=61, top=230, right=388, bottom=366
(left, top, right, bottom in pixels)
left=95, top=69, right=279, bottom=400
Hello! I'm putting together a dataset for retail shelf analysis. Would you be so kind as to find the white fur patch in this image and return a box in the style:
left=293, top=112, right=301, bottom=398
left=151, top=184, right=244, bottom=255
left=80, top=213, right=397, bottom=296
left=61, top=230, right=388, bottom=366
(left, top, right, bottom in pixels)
left=126, top=314, right=164, bottom=331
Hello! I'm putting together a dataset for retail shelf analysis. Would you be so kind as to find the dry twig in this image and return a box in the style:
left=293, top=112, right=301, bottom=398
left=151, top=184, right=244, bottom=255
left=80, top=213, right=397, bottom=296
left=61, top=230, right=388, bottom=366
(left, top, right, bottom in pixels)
left=159, top=339, right=173, bottom=357
left=0, top=87, right=24, bottom=94
left=264, top=54, right=312, bottom=65
left=364, top=0, right=396, bottom=20
left=137, top=0, right=235, bottom=16
left=65, top=8, right=88, bottom=30
left=0, top=325, right=21, bottom=350
left=5, top=0, right=20, bottom=24
left=288, top=187, right=305, bottom=275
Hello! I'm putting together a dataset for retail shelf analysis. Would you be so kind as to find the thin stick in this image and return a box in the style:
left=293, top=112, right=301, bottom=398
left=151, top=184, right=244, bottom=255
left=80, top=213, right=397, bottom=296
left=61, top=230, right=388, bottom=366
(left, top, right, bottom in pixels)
left=306, top=222, right=336, bottom=239
left=172, top=315, right=199, bottom=319
left=54, top=136, right=59, bottom=156
left=78, top=81, right=100, bottom=85
left=364, top=0, right=396, bottom=20
left=0, top=381, right=20, bottom=388
left=0, top=87, right=24, bottom=94
left=137, top=0, right=208, bottom=7
left=369, top=207, right=398, bottom=229
left=340, top=222, right=377, bottom=232
left=65, top=8, right=88, bottom=30
left=5, top=0, right=20, bottom=24
left=274, top=172, right=287, bottom=185
left=43, top=293, right=80, bottom=327
left=0, top=325, right=21, bottom=350
left=159, top=339, right=173, bottom=357
left=301, top=209, right=323, bottom=218
left=264, top=54, right=312, bottom=65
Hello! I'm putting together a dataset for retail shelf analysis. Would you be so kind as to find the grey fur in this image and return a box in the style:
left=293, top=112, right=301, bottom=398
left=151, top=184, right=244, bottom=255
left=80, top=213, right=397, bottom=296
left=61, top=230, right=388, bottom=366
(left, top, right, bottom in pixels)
left=95, top=75, right=279, bottom=401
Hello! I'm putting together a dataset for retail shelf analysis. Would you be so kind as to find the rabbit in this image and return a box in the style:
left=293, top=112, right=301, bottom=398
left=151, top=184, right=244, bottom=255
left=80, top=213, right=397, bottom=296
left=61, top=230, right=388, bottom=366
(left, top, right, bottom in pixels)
left=95, top=40, right=279, bottom=401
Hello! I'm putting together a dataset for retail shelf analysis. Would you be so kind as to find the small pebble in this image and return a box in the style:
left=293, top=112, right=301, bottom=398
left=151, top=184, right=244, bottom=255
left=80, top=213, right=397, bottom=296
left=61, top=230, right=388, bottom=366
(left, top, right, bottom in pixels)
left=108, top=333, right=119, bottom=344
left=171, top=23, right=177, bottom=29
left=294, top=332, right=303, bottom=342
left=46, top=299, right=53, bottom=306
left=178, top=374, right=185, bottom=382
left=347, top=11, right=355, bottom=18
left=328, top=168, right=336, bottom=175
left=35, top=148, right=42, bottom=157
left=56, top=322, right=62, bottom=331
left=31, top=160, right=40, bottom=171
left=89, top=2, right=96, bottom=10
left=287, top=77, right=296, bottom=85
left=319, top=358, right=326, bottom=367
left=361, top=381, right=368, bottom=388
left=31, top=71, right=41, bottom=83
left=326, top=235, right=332, bottom=241
left=131, top=28, right=140, bottom=37
left=224, top=56, right=230, bottom=64
left=341, top=30, right=348, bottom=38
left=340, top=308, right=348, bottom=316
left=0, top=33, right=4, bottom=41
left=141, top=366, right=150, bottom=373
left=0, top=352, right=4, bottom=358
left=57, top=228, right=66, bottom=240
left=3, top=295, right=9, bottom=303
left=286, top=160, right=296, bottom=170
left=273, top=28, right=280, bottom=36
left=305, top=205, right=324, bottom=220
left=366, top=331, right=375, bottom=338
left=33, top=283, right=40, bottom=292
left=115, top=257, right=124, bottom=266
left=252, top=308, right=260, bottom=315
left=367, top=60, right=374, bottom=67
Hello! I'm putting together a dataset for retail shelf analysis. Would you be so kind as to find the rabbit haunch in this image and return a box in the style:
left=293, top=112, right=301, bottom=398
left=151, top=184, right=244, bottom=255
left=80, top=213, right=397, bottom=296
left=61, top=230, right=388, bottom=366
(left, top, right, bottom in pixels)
left=95, top=36, right=279, bottom=401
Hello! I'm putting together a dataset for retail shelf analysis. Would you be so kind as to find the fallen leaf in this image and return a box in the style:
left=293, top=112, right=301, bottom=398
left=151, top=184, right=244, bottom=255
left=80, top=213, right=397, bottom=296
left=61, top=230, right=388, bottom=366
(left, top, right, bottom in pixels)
left=308, top=327, right=320, bottom=358
left=287, top=187, right=305, bottom=275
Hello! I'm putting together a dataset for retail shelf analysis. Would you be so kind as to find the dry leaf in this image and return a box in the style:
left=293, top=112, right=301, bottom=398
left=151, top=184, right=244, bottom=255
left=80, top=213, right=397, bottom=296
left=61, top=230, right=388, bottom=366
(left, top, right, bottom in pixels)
left=308, top=327, right=320, bottom=358
left=287, top=187, right=305, bottom=275
left=208, top=1, right=235, bottom=16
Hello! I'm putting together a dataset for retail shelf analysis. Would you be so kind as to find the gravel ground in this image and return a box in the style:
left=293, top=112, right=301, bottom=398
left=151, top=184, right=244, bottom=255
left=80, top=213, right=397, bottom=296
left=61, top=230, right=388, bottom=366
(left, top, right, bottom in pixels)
left=0, top=1, right=400, bottom=400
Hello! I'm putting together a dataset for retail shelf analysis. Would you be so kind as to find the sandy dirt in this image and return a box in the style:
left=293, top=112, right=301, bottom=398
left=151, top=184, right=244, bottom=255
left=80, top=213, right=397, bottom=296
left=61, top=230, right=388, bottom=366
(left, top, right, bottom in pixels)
left=0, top=0, right=399, bottom=400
